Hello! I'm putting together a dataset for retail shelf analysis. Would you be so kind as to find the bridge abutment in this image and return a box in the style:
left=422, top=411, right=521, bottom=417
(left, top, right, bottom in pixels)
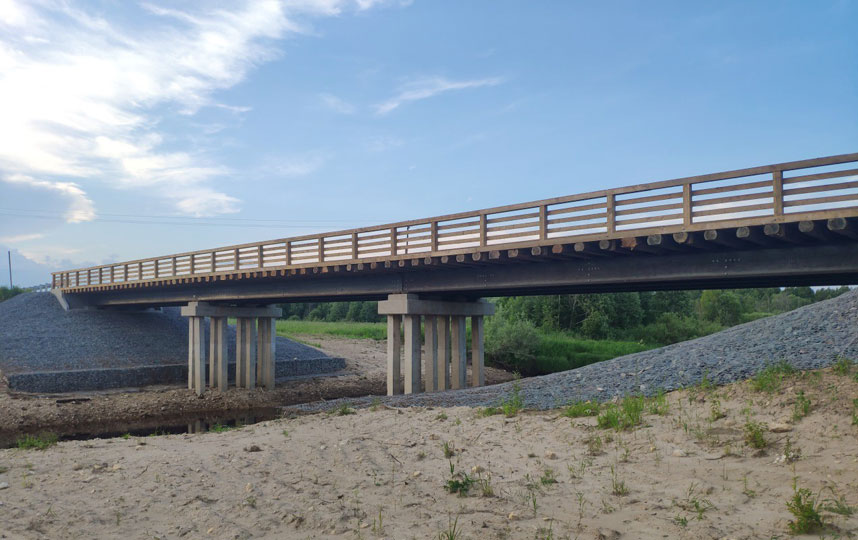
left=180, top=302, right=282, bottom=396
left=378, top=294, right=494, bottom=396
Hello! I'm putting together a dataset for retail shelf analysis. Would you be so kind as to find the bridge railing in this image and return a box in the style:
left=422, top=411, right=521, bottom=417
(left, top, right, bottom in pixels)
left=52, top=152, right=858, bottom=290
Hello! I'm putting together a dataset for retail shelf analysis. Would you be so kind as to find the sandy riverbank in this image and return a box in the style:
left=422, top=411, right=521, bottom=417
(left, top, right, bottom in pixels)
left=1, top=366, right=856, bottom=539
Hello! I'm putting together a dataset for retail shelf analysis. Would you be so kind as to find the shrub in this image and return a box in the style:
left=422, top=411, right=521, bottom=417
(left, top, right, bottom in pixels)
left=743, top=420, right=767, bottom=449
left=484, top=317, right=540, bottom=373
left=786, top=481, right=824, bottom=534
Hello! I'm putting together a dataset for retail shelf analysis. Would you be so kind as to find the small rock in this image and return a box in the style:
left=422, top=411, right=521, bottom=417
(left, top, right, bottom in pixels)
left=244, top=445, right=262, bottom=452
left=471, top=465, right=484, bottom=474
left=769, top=423, right=793, bottom=433
left=672, top=448, right=687, bottom=457
left=412, top=471, right=421, bottom=478
left=0, top=482, right=8, bottom=490
left=544, top=451, right=557, bottom=460
left=507, top=512, right=518, bottom=520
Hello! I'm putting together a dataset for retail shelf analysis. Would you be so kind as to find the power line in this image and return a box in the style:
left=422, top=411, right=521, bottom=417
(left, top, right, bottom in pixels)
left=0, top=210, right=378, bottom=229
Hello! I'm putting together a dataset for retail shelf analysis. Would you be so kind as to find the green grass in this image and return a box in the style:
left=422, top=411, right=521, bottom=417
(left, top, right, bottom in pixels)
left=275, top=319, right=387, bottom=341
left=750, top=361, right=796, bottom=393
left=743, top=420, right=768, bottom=449
left=597, top=395, right=646, bottom=431
left=16, top=433, right=58, bottom=450
left=832, top=356, right=854, bottom=376
left=562, top=400, right=601, bottom=418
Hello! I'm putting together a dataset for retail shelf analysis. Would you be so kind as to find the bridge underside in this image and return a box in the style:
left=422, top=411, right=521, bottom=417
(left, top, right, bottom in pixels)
left=58, top=226, right=858, bottom=310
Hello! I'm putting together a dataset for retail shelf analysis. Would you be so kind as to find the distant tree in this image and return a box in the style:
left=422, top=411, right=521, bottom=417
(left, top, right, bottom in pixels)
left=700, top=290, right=743, bottom=326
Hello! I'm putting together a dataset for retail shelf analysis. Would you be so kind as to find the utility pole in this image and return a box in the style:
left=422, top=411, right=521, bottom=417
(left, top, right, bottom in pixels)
left=7, top=250, right=11, bottom=288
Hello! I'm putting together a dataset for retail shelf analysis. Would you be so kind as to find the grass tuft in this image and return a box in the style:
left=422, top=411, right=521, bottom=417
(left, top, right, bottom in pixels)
left=562, top=400, right=600, bottom=418
left=743, top=420, right=768, bottom=449
left=16, top=433, right=58, bottom=450
left=750, top=361, right=796, bottom=393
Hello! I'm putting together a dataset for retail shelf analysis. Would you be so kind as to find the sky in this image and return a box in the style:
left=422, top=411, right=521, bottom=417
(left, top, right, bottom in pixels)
left=0, top=0, right=856, bottom=285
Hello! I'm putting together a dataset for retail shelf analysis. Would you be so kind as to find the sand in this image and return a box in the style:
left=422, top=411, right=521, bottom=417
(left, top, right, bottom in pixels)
left=1, top=366, right=856, bottom=539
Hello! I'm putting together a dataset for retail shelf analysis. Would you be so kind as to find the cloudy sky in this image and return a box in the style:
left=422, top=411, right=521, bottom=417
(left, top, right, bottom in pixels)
left=1, top=0, right=856, bottom=285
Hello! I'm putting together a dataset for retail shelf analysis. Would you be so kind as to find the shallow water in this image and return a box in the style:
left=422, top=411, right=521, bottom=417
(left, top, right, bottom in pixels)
left=0, top=407, right=282, bottom=448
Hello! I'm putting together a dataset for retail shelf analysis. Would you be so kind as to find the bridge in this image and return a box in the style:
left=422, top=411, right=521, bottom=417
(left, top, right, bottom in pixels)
left=51, top=152, right=858, bottom=396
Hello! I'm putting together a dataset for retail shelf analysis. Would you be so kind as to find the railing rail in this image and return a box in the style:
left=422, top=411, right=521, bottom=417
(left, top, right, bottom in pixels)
left=53, top=152, right=858, bottom=290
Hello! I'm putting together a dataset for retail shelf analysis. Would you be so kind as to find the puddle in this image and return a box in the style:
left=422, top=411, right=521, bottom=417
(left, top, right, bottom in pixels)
left=0, top=407, right=282, bottom=448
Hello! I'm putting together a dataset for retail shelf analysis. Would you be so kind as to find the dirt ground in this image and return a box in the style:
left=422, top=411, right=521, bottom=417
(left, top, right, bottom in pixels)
left=0, top=335, right=513, bottom=445
left=1, top=364, right=856, bottom=539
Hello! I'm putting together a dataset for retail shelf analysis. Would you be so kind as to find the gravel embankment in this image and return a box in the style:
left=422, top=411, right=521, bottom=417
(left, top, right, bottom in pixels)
left=0, top=292, right=332, bottom=374
left=293, top=289, right=858, bottom=412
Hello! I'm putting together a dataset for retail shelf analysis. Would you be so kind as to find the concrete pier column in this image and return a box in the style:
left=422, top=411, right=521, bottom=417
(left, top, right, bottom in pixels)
left=257, top=317, right=276, bottom=390
left=386, top=315, right=402, bottom=395
left=378, top=294, right=493, bottom=395
left=209, top=317, right=227, bottom=391
left=182, top=302, right=281, bottom=392
left=235, top=317, right=248, bottom=388
left=424, top=316, right=438, bottom=392
left=470, top=315, right=485, bottom=387
left=187, top=316, right=206, bottom=396
left=242, top=318, right=257, bottom=390
left=436, top=316, right=450, bottom=391
left=404, top=314, right=422, bottom=394
left=450, top=315, right=467, bottom=390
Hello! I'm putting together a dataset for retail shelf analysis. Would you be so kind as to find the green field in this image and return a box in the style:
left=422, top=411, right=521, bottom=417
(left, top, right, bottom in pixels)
left=272, top=319, right=651, bottom=375
left=275, top=319, right=386, bottom=340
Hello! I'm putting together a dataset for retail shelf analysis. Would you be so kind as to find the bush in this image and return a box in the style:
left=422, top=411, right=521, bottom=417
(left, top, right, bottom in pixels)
left=631, top=313, right=722, bottom=345
left=484, top=317, right=540, bottom=373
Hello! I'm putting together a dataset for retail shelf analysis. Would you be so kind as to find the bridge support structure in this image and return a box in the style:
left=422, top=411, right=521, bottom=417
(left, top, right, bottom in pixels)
left=180, top=302, right=282, bottom=396
left=378, top=294, right=495, bottom=396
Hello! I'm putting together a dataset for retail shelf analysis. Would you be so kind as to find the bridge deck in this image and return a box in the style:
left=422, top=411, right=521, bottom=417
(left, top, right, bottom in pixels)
left=53, top=153, right=858, bottom=307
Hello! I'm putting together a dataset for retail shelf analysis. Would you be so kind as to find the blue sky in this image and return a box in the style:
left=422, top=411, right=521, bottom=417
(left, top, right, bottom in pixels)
left=0, top=0, right=856, bottom=285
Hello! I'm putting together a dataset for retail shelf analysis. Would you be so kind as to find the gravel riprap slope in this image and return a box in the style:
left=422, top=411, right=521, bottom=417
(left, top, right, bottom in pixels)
left=0, top=292, right=330, bottom=374
left=294, top=289, right=858, bottom=412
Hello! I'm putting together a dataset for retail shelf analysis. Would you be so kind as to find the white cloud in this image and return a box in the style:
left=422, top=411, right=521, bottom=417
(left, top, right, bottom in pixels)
left=263, top=154, right=326, bottom=177
left=3, top=174, right=95, bottom=223
left=319, top=92, right=356, bottom=114
left=0, top=0, right=392, bottom=219
left=0, top=232, right=43, bottom=243
left=375, top=76, right=503, bottom=115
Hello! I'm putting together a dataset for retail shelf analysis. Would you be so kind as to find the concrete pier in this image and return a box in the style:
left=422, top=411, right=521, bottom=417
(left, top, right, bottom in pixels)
left=378, top=294, right=494, bottom=395
left=180, top=302, right=282, bottom=396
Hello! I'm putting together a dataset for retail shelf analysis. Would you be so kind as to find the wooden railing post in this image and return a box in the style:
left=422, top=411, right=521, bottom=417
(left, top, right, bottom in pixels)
left=479, top=214, right=487, bottom=246
left=189, top=254, right=195, bottom=276
left=257, top=245, right=264, bottom=268
left=98, top=267, right=103, bottom=284
left=109, top=266, right=115, bottom=283
left=430, top=221, right=439, bottom=252
left=773, top=170, right=784, bottom=217
left=123, top=264, right=128, bottom=282
left=318, top=237, right=325, bottom=263
left=683, top=183, right=692, bottom=226
left=539, top=204, right=548, bottom=240
left=234, top=248, right=239, bottom=270
left=153, top=261, right=159, bottom=279
left=171, top=257, right=177, bottom=277
left=137, top=262, right=142, bottom=280
left=606, top=192, right=616, bottom=234
left=211, top=252, right=216, bottom=273
left=351, top=233, right=358, bottom=260
left=285, top=242, right=292, bottom=266
left=390, top=227, right=398, bottom=256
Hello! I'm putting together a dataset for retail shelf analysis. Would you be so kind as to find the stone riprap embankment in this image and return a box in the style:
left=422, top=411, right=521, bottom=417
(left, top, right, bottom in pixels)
left=293, top=289, right=858, bottom=412
left=0, top=293, right=343, bottom=392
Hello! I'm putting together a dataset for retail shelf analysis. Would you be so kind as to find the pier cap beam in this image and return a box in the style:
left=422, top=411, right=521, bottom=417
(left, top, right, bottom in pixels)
left=180, top=302, right=282, bottom=318
left=378, top=294, right=495, bottom=317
